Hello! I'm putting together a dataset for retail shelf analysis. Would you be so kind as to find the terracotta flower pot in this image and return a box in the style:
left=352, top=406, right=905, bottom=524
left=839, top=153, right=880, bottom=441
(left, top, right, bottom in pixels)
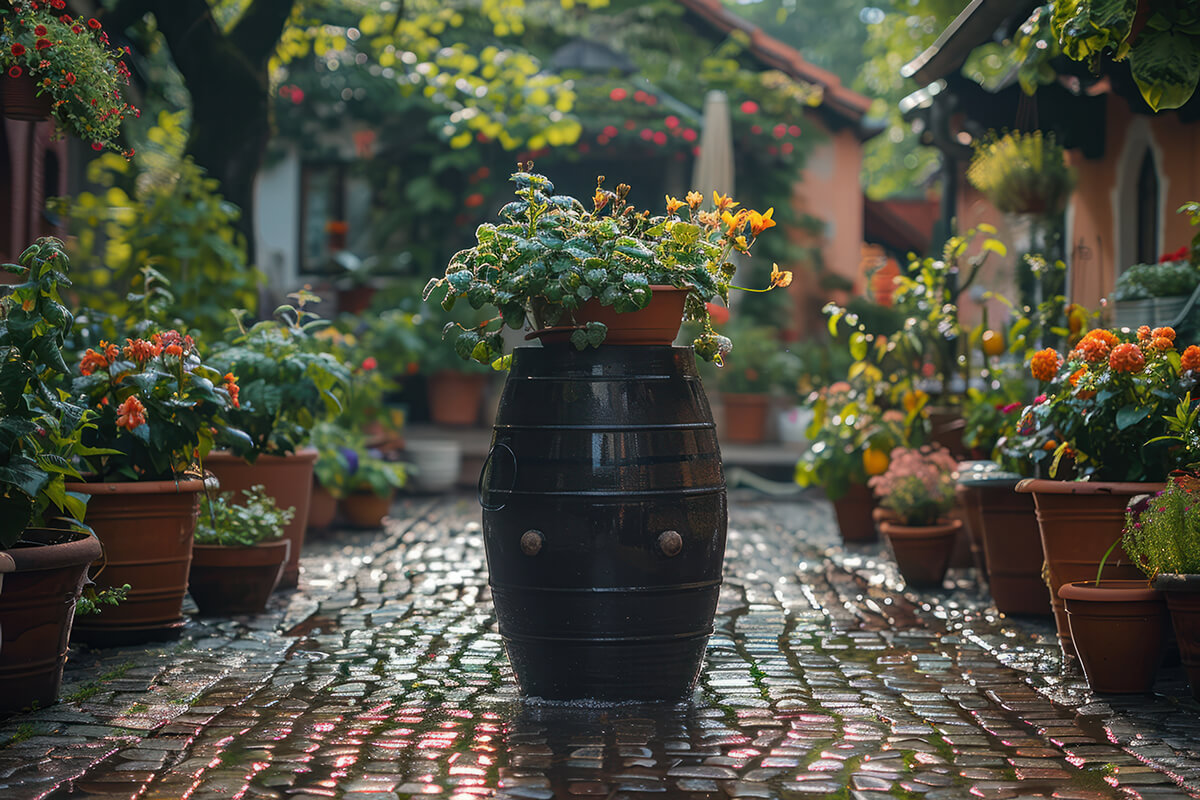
left=721, top=392, right=770, bottom=444
left=880, top=519, right=961, bottom=589
left=1017, top=479, right=1157, bottom=654
left=927, top=405, right=966, bottom=458
left=66, top=479, right=203, bottom=645
left=427, top=371, right=487, bottom=427
left=1152, top=574, right=1200, bottom=700
left=205, top=449, right=317, bottom=590
left=1059, top=580, right=1168, bottom=693
left=339, top=490, right=395, bottom=529
left=307, top=482, right=338, bottom=531
left=527, top=285, right=688, bottom=346
left=959, top=478, right=1051, bottom=617
left=832, top=482, right=877, bottom=543
left=1, top=72, right=52, bottom=121
left=188, top=540, right=290, bottom=616
left=0, top=529, right=102, bottom=711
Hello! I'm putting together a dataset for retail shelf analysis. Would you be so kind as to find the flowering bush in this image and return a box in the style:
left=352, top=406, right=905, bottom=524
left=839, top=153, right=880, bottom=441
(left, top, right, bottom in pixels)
left=1003, top=326, right=1199, bottom=481
left=72, top=330, right=246, bottom=481
left=0, top=1, right=137, bottom=155
left=1111, top=259, right=1200, bottom=301
left=869, top=445, right=959, bottom=526
left=1123, top=475, right=1200, bottom=577
left=423, top=166, right=789, bottom=365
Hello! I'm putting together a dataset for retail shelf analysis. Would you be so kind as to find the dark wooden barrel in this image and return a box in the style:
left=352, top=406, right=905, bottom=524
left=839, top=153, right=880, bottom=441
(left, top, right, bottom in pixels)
left=479, top=344, right=727, bottom=701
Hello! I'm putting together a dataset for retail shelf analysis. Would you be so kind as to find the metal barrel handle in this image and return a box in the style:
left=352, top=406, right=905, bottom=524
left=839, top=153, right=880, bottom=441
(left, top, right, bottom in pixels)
left=477, top=441, right=517, bottom=512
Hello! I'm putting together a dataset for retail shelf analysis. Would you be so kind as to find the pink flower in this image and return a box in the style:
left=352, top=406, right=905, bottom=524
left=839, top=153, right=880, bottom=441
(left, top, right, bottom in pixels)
left=997, top=402, right=1022, bottom=414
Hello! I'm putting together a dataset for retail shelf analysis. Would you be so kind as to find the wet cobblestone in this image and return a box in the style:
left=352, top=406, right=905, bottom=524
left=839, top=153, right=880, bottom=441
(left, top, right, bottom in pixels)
left=0, top=492, right=1198, bottom=799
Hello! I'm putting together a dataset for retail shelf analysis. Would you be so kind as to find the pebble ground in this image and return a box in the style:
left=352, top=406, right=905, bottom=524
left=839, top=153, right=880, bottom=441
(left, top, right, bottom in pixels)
left=1, top=492, right=1198, bottom=800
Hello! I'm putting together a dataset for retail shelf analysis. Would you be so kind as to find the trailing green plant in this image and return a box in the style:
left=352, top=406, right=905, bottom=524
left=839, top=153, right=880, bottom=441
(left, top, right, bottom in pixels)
left=0, top=1, right=137, bottom=154
left=195, top=484, right=294, bottom=547
left=1123, top=474, right=1200, bottom=577
left=209, top=290, right=352, bottom=461
left=1111, top=259, right=1200, bottom=301
left=0, top=238, right=102, bottom=548
left=967, top=131, right=1075, bottom=217
left=423, top=167, right=789, bottom=366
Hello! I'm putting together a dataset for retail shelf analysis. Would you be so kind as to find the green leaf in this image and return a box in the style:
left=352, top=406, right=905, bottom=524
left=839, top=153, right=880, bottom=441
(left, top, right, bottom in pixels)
left=569, top=328, right=589, bottom=350
left=1115, top=404, right=1151, bottom=430
left=1129, top=29, right=1200, bottom=111
left=849, top=332, right=867, bottom=361
left=981, top=238, right=1008, bottom=257
left=585, top=321, right=607, bottom=348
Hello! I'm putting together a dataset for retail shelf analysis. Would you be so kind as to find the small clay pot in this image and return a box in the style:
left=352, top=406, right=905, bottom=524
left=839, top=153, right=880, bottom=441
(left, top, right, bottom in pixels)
left=832, top=483, right=877, bottom=543
left=1059, top=579, right=1168, bottom=694
left=1153, top=574, right=1200, bottom=700
left=879, top=519, right=961, bottom=589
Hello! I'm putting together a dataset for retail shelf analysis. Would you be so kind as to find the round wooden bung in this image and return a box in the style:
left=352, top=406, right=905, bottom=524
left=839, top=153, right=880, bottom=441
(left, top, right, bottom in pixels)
left=657, top=530, right=683, bottom=557
left=520, top=530, right=544, bottom=556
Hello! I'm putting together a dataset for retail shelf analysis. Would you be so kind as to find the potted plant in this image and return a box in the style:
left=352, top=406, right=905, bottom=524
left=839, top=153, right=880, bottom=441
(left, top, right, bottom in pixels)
left=869, top=445, right=962, bottom=588
left=966, top=130, right=1075, bottom=217
left=423, top=166, right=789, bottom=366
left=310, top=422, right=407, bottom=528
left=441, top=168, right=785, bottom=701
left=0, top=1, right=136, bottom=154
left=206, top=289, right=351, bottom=588
left=66, top=325, right=244, bottom=645
left=188, top=484, right=294, bottom=616
left=0, top=238, right=103, bottom=711
left=714, top=326, right=798, bottom=444
left=1011, top=326, right=1196, bottom=653
left=411, top=307, right=493, bottom=427
left=1110, top=257, right=1199, bottom=329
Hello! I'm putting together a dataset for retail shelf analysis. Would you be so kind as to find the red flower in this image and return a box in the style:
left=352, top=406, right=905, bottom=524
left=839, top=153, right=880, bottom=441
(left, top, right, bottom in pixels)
left=116, top=396, right=147, bottom=431
left=87, top=18, right=101, bottom=30
left=71, top=24, right=82, bottom=34
left=609, top=87, right=627, bottom=101
left=362, top=356, right=378, bottom=371
left=739, top=100, right=759, bottom=114
left=79, top=348, right=109, bottom=376
left=33, top=25, right=47, bottom=36
left=6, top=66, right=21, bottom=78
left=35, top=38, right=51, bottom=50
left=10, top=43, right=25, bottom=57
left=51, top=0, right=66, bottom=8
left=1160, top=245, right=1190, bottom=263
left=60, top=15, right=71, bottom=24
left=64, top=72, right=75, bottom=85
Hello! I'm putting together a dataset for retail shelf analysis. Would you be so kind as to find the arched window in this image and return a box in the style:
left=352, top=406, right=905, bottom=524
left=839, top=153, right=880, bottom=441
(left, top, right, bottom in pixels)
left=1135, top=148, right=1159, bottom=264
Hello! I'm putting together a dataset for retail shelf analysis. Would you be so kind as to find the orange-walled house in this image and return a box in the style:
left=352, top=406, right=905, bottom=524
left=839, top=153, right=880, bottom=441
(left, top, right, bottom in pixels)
left=902, top=0, right=1200, bottom=317
left=0, top=118, right=68, bottom=265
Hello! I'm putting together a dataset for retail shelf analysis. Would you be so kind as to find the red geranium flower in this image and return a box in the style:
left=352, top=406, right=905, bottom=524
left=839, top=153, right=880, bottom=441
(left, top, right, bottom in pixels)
left=7, top=66, right=21, bottom=78
left=33, top=25, right=47, bottom=36
left=51, top=0, right=67, bottom=8
left=88, top=18, right=101, bottom=30
left=35, top=38, right=51, bottom=50
left=10, top=43, right=25, bottom=57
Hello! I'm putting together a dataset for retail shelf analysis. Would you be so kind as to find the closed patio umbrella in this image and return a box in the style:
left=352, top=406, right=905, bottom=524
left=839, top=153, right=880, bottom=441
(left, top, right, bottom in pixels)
left=691, top=90, right=734, bottom=206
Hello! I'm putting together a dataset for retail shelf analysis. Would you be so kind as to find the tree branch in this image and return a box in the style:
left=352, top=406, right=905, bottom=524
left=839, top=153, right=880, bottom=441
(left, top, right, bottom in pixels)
left=229, top=0, right=298, bottom=62
left=150, top=0, right=226, bottom=83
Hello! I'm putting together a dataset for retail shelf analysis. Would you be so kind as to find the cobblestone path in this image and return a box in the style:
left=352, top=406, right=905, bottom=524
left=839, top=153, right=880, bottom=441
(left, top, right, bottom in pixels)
left=1, top=493, right=1199, bottom=799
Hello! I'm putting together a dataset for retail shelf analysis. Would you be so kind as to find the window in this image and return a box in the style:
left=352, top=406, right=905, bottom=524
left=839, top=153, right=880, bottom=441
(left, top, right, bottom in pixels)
left=1135, top=148, right=1159, bottom=264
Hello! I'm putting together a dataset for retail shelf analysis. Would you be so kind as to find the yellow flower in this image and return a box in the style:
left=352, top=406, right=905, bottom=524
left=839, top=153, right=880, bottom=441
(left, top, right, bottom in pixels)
left=721, top=209, right=747, bottom=236
left=769, top=263, right=792, bottom=288
left=902, top=389, right=929, bottom=413
left=713, top=191, right=739, bottom=212
left=686, top=190, right=704, bottom=209
left=665, top=195, right=685, bottom=215
left=747, top=207, right=776, bottom=236
left=734, top=235, right=748, bottom=251
left=593, top=189, right=610, bottom=211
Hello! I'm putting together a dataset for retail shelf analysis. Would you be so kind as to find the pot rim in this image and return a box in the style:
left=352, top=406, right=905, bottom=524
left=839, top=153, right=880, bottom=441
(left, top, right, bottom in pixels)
left=206, top=447, right=318, bottom=464
left=1058, top=579, right=1160, bottom=602
left=0, top=527, right=103, bottom=572
left=64, top=477, right=205, bottom=495
left=879, top=518, right=962, bottom=536
left=192, top=539, right=289, bottom=551
left=1015, top=478, right=1166, bottom=496
left=1151, top=573, right=1200, bottom=592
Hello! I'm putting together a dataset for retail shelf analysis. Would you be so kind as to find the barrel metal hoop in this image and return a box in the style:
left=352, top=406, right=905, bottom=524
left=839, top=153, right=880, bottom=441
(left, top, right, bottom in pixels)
left=477, top=441, right=516, bottom=512
left=487, top=485, right=725, bottom=499
left=493, top=422, right=715, bottom=432
left=490, top=577, right=722, bottom=594
left=499, top=627, right=716, bottom=644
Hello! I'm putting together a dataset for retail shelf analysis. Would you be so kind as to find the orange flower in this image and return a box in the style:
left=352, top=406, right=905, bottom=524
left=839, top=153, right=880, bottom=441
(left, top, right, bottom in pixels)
left=747, top=207, right=776, bottom=237
left=721, top=209, right=747, bottom=236
left=164, top=344, right=183, bottom=358
left=1150, top=336, right=1174, bottom=352
left=115, top=396, right=146, bottom=431
left=712, top=191, right=739, bottom=212
left=1072, top=335, right=1112, bottom=364
left=223, top=372, right=240, bottom=408
left=685, top=190, right=703, bottom=209
left=665, top=195, right=685, bottom=215
left=1137, top=325, right=1152, bottom=342
left=79, top=348, right=108, bottom=376
left=98, top=340, right=120, bottom=362
left=1153, top=326, right=1176, bottom=343
left=1183, top=345, right=1200, bottom=373
left=123, top=337, right=160, bottom=362
left=1109, top=342, right=1145, bottom=373
left=1030, top=348, right=1062, bottom=381
left=1068, top=367, right=1086, bottom=387
left=593, top=189, right=609, bottom=211
left=769, top=263, right=793, bottom=289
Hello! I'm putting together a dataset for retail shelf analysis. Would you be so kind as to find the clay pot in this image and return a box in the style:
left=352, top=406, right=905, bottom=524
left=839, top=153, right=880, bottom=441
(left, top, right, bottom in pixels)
left=527, top=285, right=688, bottom=346
left=427, top=371, right=487, bottom=427
left=1152, top=574, right=1200, bottom=700
left=1059, top=580, right=1168, bottom=693
left=0, top=529, right=102, bottom=711
left=339, top=490, right=395, bottom=529
left=959, top=477, right=1051, bottom=617
left=927, top=406, right=966, bottom=458
left=66, top=479, right=203, bottom=645
left=832, top=482, right=877, bottom=543
left=188, top=540, right=290, bottom=616
left=1017, top=479, right=1157, bottom=653
left=880, top=519, right=961, bottom=589
left=1, top=72, right=52, bottom=121
left=205, top=449, right=317, bottom=589
left=307, top=482, right=338, bottom=531
left=720, top=393, right=770, bottom=444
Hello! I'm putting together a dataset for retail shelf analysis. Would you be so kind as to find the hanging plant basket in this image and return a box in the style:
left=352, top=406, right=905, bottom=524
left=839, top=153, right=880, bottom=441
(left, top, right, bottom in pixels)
left=1, top=72, right=51, bottom=121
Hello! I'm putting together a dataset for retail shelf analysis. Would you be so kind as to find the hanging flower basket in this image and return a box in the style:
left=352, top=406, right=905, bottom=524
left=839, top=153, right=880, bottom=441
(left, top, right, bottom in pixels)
left=1, top=69, right=49, bottom=120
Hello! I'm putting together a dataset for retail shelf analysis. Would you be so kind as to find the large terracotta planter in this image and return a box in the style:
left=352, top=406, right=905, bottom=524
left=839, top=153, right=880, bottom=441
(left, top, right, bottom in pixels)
left=832, top=482, right=877, bottom=543
left=1017, top=479, right=1157, bottom=653
left=527, top=285, right=688, bottom=346
left=427, top=371, right=487, bottom=427
left=1, top=72, right=52, bottom=121
left=1152, top=574, right=1200, bottom=700
left=0, top=529, right=102, bottom=711
left=339, top=490, right=394, bottom=529
left=205, top=449, right=317, bottom=589
left=1059, top=580, right=1168, bottom=693
left=188, top=540, right=290, bottom=616
left=67, top=479, right=203, bottom=645
left=721, top=392, right=770, bottom=444
left=959, top=476, right=1051, bottom=617
left=880, top=519, right=961, bottom=589
left=307, top=482, right=338, bottom=531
